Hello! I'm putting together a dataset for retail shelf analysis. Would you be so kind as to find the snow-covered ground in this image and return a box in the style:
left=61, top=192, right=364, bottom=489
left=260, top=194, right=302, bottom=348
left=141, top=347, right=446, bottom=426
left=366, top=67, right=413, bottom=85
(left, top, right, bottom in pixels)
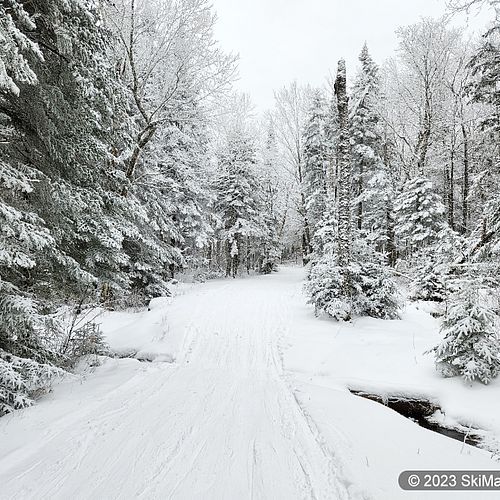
left=0, top=266, right=499, bottom=499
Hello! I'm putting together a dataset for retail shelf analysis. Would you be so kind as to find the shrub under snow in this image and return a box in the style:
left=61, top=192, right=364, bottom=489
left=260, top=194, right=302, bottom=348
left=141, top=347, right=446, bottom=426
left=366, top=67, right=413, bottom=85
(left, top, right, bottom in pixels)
left=0, top=286, right=106, bottom=415
left=305, top=254, right=400, bottom=321
left=0, top=350, right=62, bottom=416
left=432, top=289, right=500, bottom=384
left=410, top=260, right=447, bottom=302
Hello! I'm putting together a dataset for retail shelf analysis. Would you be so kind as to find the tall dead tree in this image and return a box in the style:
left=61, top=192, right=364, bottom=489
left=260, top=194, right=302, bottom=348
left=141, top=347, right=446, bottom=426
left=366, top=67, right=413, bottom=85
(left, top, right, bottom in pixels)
left=334, top=59, right=352, bottom=268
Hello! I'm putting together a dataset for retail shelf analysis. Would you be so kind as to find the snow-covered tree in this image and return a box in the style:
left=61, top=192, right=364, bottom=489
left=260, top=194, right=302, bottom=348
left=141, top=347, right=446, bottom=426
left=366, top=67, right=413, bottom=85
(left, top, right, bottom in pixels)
left=105, top=0, right=236, bottom=195
left=394, top=176, right=446, bottom=253
left=0, top=348, right=61, bottom=416
left=214, top=130, right=265, bottom=277
left=305, top=61, right=400, bottom=321
left=0, top=0, right=118, bottom=411
left=351, top=44, right=382, bottom=230
left=302, top=90, right=330, bottom=242
left=133, top=100, right=213, bottom=282
left=410, top=261, right=447, bottom=302
left=0, top=1, right=41, bottom=95
left=273, top=82, right=313, bottom=261
left=468, top=25, right=500, bottom=135
left=350, top=44, right=397, bottom=263
left=305, top=252, right=400, bottom=321
left=335, top=60, right=352, bottom=270
left=257, top=122, right=283, bottom=273
left=433, top=287, right=500, bottom=383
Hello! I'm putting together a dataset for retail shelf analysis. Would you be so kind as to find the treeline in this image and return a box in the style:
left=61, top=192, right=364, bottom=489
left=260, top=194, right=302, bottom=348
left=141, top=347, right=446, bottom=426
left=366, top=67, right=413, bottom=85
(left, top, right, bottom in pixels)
left=4, top=0, right=500, bottom=414
left=294, top=5, right=500, bottom=384
left=0, top=0, right=282, bottom=414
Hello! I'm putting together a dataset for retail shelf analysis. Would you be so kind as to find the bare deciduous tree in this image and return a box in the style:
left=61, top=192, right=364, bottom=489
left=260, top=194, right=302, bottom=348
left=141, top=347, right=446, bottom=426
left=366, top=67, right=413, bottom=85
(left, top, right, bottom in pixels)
left=107, top=0, right=237, bottom=191
left=272, top=81, right=313, bottom=260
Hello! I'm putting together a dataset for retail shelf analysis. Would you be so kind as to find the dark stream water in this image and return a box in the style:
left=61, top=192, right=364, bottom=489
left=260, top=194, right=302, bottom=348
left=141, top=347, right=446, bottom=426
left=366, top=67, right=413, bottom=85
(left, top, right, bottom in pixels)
left=350, top=390, right=483, bottom=448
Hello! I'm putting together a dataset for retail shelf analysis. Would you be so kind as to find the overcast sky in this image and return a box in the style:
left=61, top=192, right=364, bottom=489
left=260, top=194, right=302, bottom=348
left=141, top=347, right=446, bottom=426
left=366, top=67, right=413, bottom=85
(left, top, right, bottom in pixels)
left=211, top=0, right=493, bottom=112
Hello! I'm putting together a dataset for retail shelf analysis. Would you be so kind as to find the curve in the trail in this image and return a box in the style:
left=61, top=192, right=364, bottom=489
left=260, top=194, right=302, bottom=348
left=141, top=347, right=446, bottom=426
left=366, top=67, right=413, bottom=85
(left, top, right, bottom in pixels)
left=0, top=268, right=351, bottom=500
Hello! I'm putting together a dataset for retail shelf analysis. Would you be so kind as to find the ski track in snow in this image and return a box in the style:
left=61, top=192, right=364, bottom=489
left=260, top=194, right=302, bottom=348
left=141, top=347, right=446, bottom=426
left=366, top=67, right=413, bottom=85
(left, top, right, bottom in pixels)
left=0, top=268, right=353, bottom=500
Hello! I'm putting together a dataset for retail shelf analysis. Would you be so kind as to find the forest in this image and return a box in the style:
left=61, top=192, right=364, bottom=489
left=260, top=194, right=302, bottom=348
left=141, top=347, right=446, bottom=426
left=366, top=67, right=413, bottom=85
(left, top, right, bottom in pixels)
left=1, top=0, right=500, bottom=413
left=2, top=1, right=500, bottom=496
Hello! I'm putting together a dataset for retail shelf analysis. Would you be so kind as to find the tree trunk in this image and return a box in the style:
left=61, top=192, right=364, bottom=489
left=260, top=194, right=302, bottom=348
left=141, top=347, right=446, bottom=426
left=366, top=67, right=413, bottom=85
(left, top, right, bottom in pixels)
left=356, top=163, right=363, bottom=230
left=225, top=241, right=232, bottom=277
left=122, top=124, right=157, bottom=196
left=444, top=144, right=455, bottom=231
left=448, top=143, right=455, bottom=230
left=334, top=59, right=351, bottom=268
left=461, top=122, right=470, bottom=234
left=415, top=89, right=432, bottom=174
left=386, top=207, right=397, bottom=267
left=382, top=137, right=396, bottom=266
left=246, top=236, right=251, bottom=274
left=300, top=192, right=313, bottom=263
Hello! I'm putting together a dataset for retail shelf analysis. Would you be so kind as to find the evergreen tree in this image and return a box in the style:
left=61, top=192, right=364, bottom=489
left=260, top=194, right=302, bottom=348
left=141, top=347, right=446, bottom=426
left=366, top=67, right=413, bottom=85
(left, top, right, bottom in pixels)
left=305, top=248, right=400, bottom=320
left=132, top=96, right=213, bottom=286
left=394, top=176, right=446, bottom=253
left=157, top=122, right=213, bottom=269
left=351, top=44, right=381, bottom=230
left=0, top=0, right=114, bottom=412
left=0, top=1, right=41, bottom=95
left=468, top=26, right=500, bottom=134
left=214, top=130, right=265, bottom=277
left=302, top=90, right=330, bottom=241
left=433, top=287, right=500, bottom=384
left=306, top=61, right=400, bottom=321
left=350, top=44, right=397, bottom=264
left=410, top=261, right=447, bottom=302
left=258, top=123, right=282, bottom=273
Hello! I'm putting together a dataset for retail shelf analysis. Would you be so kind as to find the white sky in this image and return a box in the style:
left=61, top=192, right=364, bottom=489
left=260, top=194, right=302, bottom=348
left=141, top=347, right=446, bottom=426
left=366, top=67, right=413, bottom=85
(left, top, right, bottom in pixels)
left=211, top=0, right=493, bottom=112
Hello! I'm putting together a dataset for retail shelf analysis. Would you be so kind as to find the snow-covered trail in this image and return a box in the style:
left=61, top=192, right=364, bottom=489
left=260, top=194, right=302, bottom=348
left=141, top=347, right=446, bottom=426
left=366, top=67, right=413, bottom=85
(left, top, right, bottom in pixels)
left=0, top=267, right=351, bottom=500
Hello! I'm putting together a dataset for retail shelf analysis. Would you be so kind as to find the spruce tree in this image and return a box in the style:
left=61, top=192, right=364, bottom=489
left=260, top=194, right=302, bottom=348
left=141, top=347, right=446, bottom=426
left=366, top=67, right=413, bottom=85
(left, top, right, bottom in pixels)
left=433, top=288, right=500, bottom=384
left=306, top=60, right=400, bottom=321
left=410, top=260, right=447, bottom=302
left=0, top=0, right=111, bottom=413
left=214, top=130, right=265, bottom=277
left=0, top=1, right=41, bottom=95
left=351, top=44, right=381, bottom=231
left=302, top=90, right=330, bottom=241
left=258, top=123, right=282, bottom=273
left=350, top=44, right=396, bottom=262
left=469, top=26, right=500, bottom=135
left=394, top=176, right=446, bottom=254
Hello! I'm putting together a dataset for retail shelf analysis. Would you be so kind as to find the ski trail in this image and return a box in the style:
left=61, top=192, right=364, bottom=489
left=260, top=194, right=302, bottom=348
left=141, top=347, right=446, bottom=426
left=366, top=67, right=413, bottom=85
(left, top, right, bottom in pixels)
left=0, top=268, right=351, bottom=500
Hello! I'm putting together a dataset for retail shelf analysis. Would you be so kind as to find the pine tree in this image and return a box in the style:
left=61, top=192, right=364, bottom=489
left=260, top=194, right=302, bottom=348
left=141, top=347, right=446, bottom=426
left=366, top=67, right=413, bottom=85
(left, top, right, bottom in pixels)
left=0, top=1, right=41, bottom=95
left=258, top=123, right=282, bottom=273
left=157, top=122, right=213, bottom=269
left=303, top=90, right=330, bottom=241
left=410, top=260, right=447, bottom=302
left=132, top=96, right=213, bottom=287
left=305, top=240, right=400, bottom=320
left=350, top=44, right=396, bottom=262
left=468, top=26, right=500, bottom=135
left=394, top=176, right=446, bottom=253
left=433, top=288, right=500, bottom=384
left=0, top=0, right=134, bottom=411
left=335, top=60, right=352, bottom=270
left=305, top=60, right=400, bottom=321
left=305, top=61, right=353, bottom=320
left=351, top=44, right=381, bottom=230
left=214, top=130, right=265, bottom=277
